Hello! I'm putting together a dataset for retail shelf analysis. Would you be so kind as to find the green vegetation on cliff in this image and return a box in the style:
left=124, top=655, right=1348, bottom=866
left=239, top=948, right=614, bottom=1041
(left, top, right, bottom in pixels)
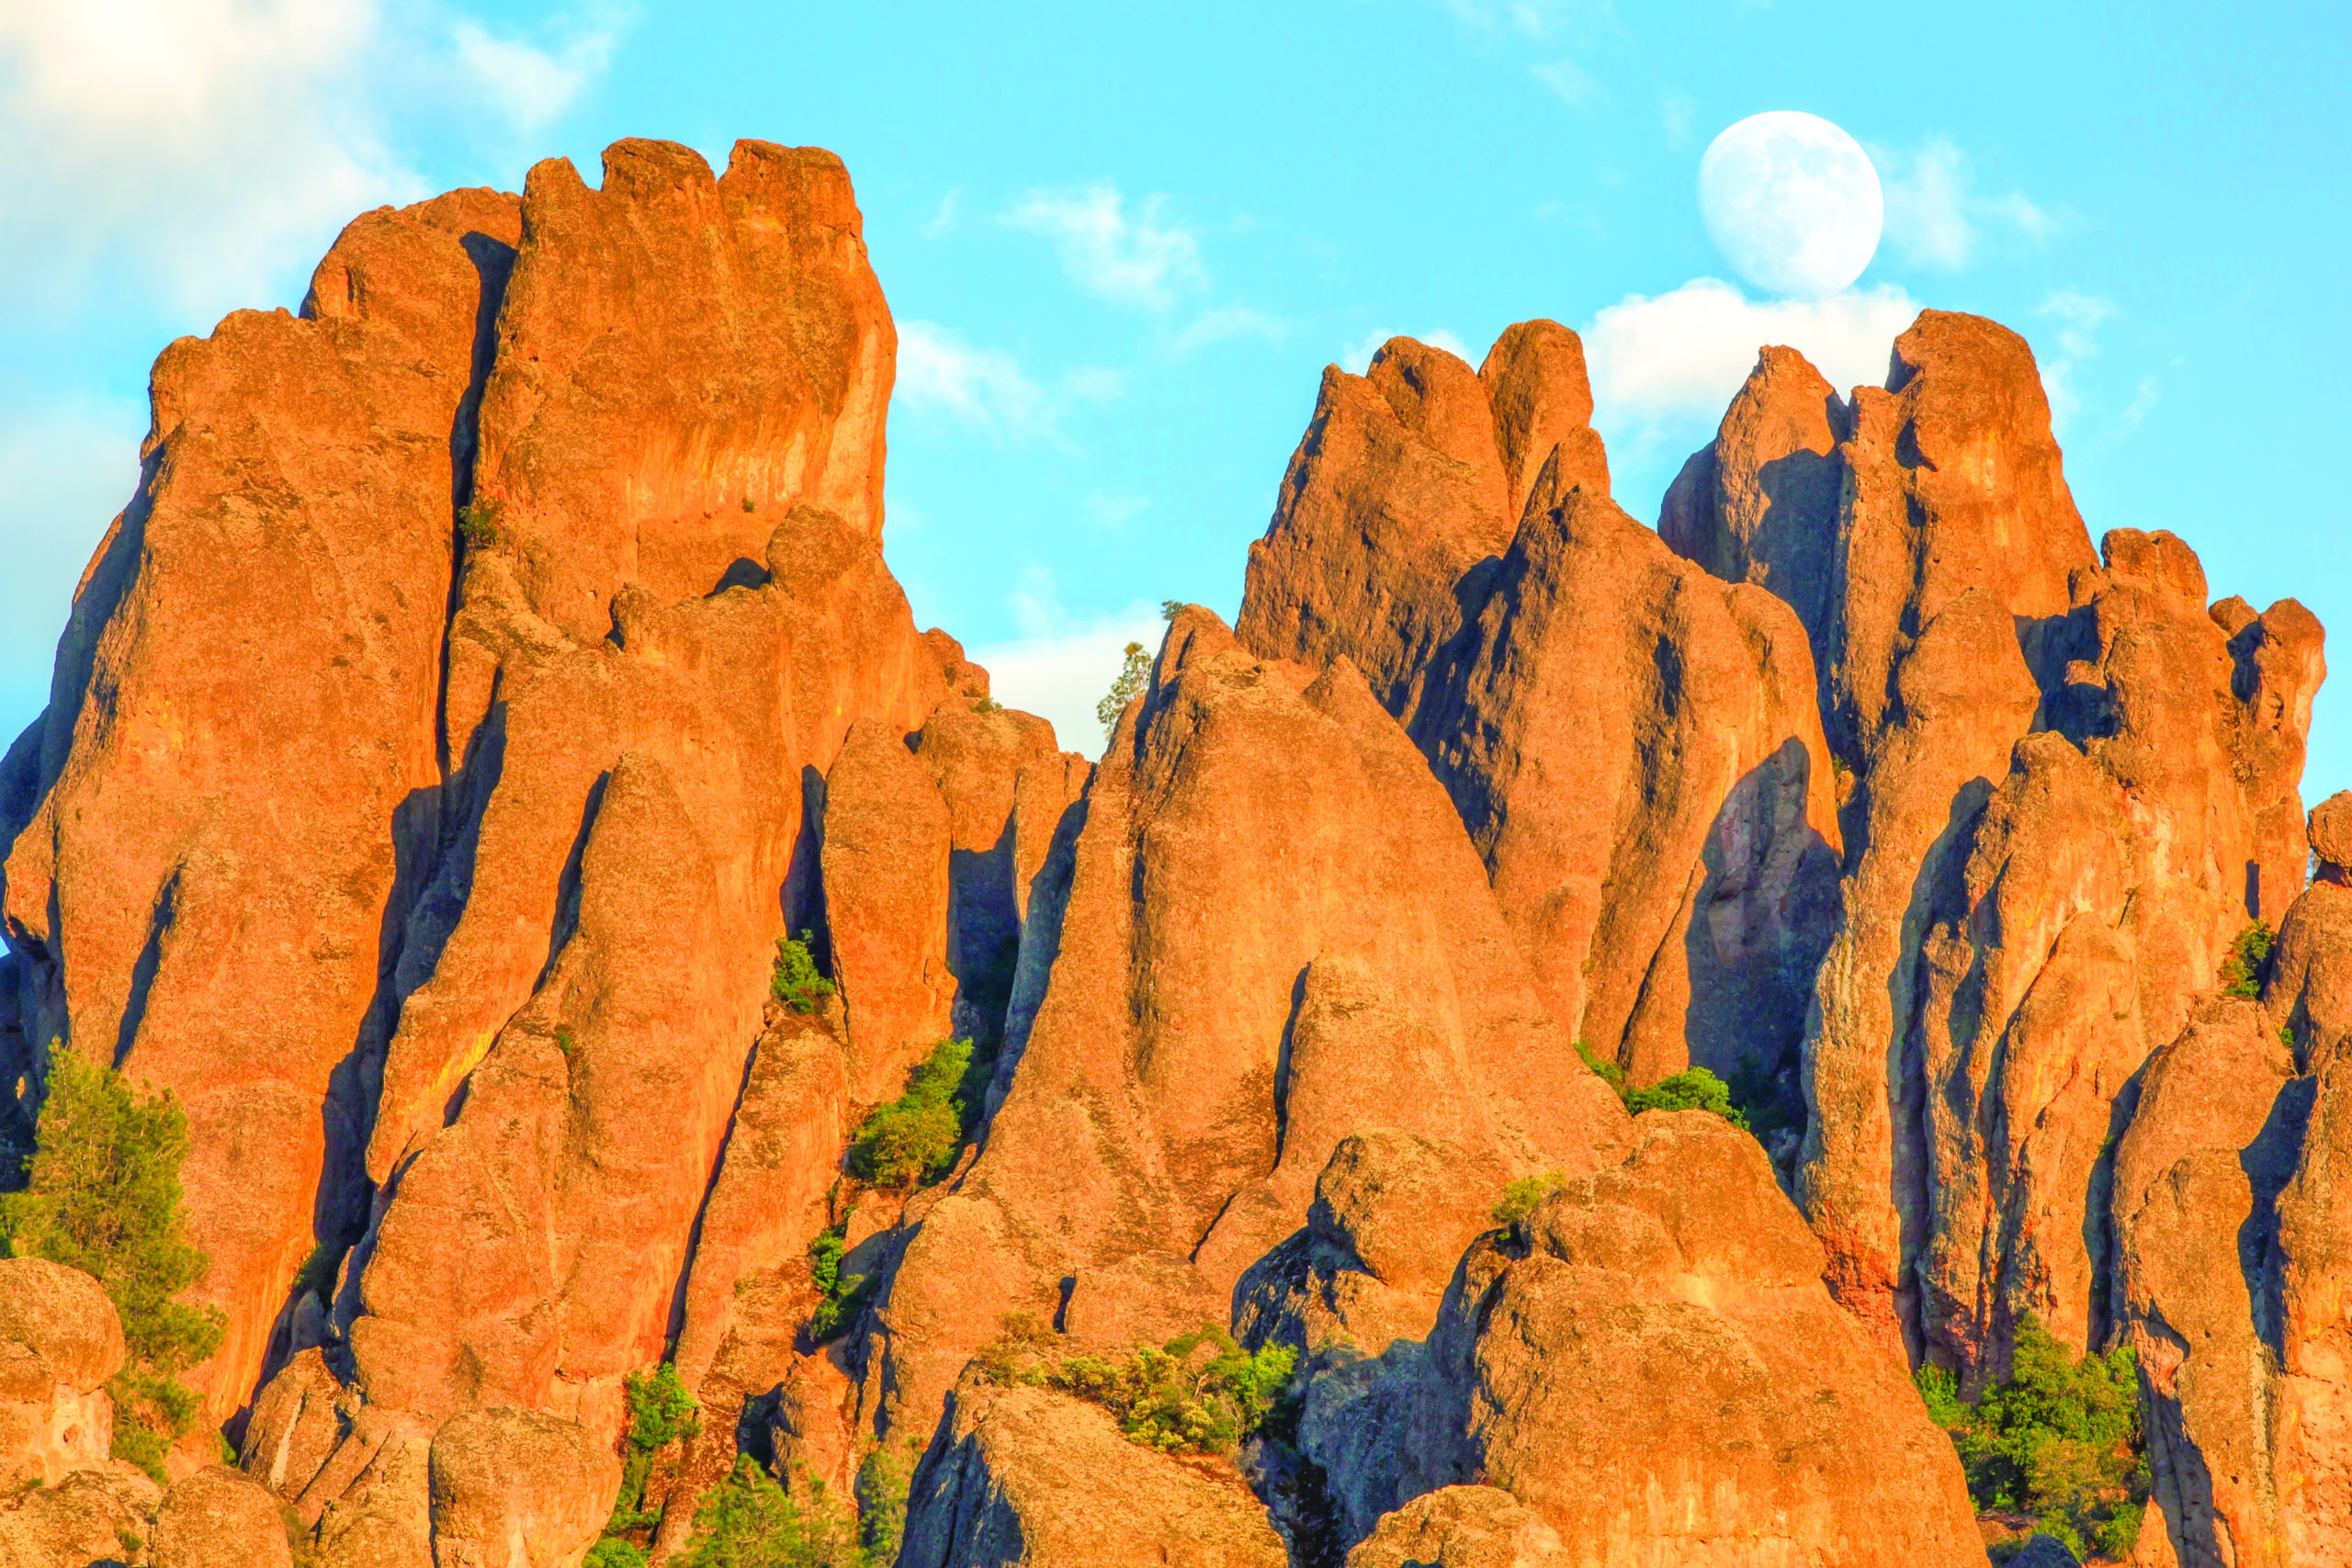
left=2219, top=920, right=2277, bottom=998
left=677, top=1456, right=865, bottom=1568
left=0, top=1047, right=226, bottom=1483
left=846, top=1035, right=983, bottom=1190
left=979, top=1317, right=1298, bottom=1456
left=1574, top=1041, right=1748, bottom=1129
left=1915, top=1316, right=2149, bottom=1561
left=806, top=1226, right=874, bottom=1344
left=588, top=1362, right=703, bottom=1565
left=772, top=931, right=836, bottom=1015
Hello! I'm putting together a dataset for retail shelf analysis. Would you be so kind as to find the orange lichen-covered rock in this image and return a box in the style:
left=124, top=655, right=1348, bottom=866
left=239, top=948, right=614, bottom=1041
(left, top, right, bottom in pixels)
left=1239, top=328, right=1841, bottom=1089
left=0, top=1258, right=123, bottom=1487
left=472, top=139, right=895, bottom=643
left=874, top=610, right=1631, bottom=1446
left=1302, top=1115, right=1982, bottom=1565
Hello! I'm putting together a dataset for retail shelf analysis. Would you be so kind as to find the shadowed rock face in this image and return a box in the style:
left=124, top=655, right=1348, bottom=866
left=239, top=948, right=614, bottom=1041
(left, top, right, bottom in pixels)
left=1238, top=326, right=1842, bottom=1091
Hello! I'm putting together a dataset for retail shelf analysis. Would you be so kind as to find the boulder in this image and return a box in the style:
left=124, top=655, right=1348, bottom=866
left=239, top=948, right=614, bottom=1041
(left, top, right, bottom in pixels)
left=150, top=1465, right=295, bottom=1568
left=1346, top=1486, right=1567, bottom=1568
left=0, top=1258, right=123, bottom=1486
left=900, top=1380, right=1287, bottom=1568
left=1301, top=1113, right=1982, bottom=1565
left=2311, top=790, right=2352, bottom=878
left=424, top=1408, right=616, bottom=1568
left=0, top=1464, right=161, bottom=1568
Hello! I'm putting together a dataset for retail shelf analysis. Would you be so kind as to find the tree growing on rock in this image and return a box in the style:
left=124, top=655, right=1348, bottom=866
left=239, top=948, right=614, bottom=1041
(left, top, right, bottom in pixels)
left=0, top=1046, right=225, bottom=1481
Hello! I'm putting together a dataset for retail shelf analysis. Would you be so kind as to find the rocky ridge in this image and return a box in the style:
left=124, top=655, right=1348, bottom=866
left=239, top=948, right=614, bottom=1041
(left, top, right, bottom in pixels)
left=0, top=137, right=2339, bottom=1568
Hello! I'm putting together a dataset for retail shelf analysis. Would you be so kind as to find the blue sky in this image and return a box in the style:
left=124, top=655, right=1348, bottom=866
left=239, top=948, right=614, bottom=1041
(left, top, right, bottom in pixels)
left=4, top=0, right=2347, bottom=790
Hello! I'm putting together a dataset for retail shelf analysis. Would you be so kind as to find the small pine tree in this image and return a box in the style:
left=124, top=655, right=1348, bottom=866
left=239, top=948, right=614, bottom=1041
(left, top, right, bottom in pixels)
left=772, top=932, right=835, bottom=1015
left=0, top=1047, right=225, bottom=1482
left=1096, top=641, right=1151, bottom=739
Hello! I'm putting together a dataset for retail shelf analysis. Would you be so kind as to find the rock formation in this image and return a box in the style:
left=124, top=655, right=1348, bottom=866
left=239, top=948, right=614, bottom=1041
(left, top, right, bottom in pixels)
left=1238, top=328, right=1842, bottom=1095
left=0, top=134, right=2344, bottom=1568
left=1661, top=316, right=2324, bottom=1379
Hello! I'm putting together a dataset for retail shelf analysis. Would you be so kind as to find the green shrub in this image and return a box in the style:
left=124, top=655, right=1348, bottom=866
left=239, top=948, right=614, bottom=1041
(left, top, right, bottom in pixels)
left=1096, top=641, right=1151, bottom=739
left=773, top=933, right=835, bottom=1015
left=594, top=1363, right=703, bottom=1554
left=0, top=1047, right=225, bottom=1483
left=1915, top=1315, right=2149, bottom=1560
left=677, top=1456, right=865, bottom=1568
left=854, top=1443, right=913, bottom=1562
left=1573, top=1040, right=1748, bottom=1130
left=585, top=1540, right=650, bottom=1568
left=806, top=1228, right=872, bottom=1343
left=1490, top=1171, right=1567, bottom=1230
left=458, top=497, right=504, bottom=550
left=2220, top=922, right=2276, bottom=999
left=846, top=1037, right=978, bottom=1190
left=977, top=1319, right=1297, bottom=1457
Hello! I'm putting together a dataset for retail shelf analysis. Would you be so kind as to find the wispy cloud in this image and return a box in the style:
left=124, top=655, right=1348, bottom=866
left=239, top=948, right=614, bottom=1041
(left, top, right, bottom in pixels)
left=1004, top=185, right=1208, bottom=312
left=893, top=321, right=1125, bottom=446
left=1435, top=0, right=1623, bottom=40
left=1661, top=90, right=1696, bottom=151
left=451, top=17, right=616, bottom=133
left=1082, top=491, right=1151, bottom=532
left=1530, top=57, right=1603, bottom=107
left=922, top=188, right=962, bottom=239
left=895, top=321, right=1054, bottom=439
left=1166, top=304, right=1288, bottom=356
left=0, top=0, right=622, bottom=319
left=967, top=567, right=1169, bottom=755
left=2035, top=291, right=2119, bottom=433
left=1876, top=136, right=2054, bottom=271
left=0, top=396, right=149, bottom=737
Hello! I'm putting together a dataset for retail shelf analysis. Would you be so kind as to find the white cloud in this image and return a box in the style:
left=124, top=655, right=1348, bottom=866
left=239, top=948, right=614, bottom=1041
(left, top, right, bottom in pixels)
left=1877, top=136, right=2053, bottom=271
left=967, top=568, right=1168, bottom=756
left=895, top=321, right=1053, bottom=438
left=0, top=1, right=619, bottom=320
left=2035, top=291, right=2119, bottom=434
left=0, top=398, right=149, bottom=741
left=451, top=18, right=616, bottom=134
left=1341, top=328, right=1476, bottom=374
left=1435, top=0, right=1622, bottom=40
left=1004, top=185, right=1208, bottom=312
left=1082, top=492, right=1150, bottom=532
left=2115, top=375, right=2160, bottom=438
left=1531, top=57, right=1602, bottom=107
left=1581, top=276, right=1919, bottom=428
left=1165, top=304, right=1288, bottom=356
left=922, top=188, right=962, bottom=239
left=0, top=0, right=416, bottom=314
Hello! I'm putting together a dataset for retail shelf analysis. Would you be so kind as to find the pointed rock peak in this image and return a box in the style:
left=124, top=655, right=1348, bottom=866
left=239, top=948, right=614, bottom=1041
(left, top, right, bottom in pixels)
left=2211, top=594, right=2260, bottom=638
left=2311, top=790, right=2352, bottom=878
left=1365, top=335, right=1504, bottom=480
left=598, top=137, right=719, bottom=200
left=2098, top=527, right=2208, bottom=610
left=1481, top=318, right=1611, bottom=519
left=721, top=141, right=866, bottom=232
left=1886, top=309, right=2062, bottom=437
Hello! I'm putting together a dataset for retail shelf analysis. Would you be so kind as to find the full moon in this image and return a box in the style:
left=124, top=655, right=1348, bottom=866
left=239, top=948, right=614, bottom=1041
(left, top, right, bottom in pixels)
left=1698, top=112, right=1883, bottom=299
